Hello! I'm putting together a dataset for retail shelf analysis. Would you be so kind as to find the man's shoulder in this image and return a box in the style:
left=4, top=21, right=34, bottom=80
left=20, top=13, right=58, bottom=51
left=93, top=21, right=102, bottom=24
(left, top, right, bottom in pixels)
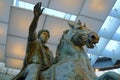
left=28, top=32, right=37, bottom=41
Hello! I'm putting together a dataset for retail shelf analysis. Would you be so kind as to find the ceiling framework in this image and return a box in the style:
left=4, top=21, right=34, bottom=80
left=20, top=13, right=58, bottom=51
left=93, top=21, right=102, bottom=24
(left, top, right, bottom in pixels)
left=0, top=0, right=13, bottom=23
left=0, top=0, right=120, bottom=74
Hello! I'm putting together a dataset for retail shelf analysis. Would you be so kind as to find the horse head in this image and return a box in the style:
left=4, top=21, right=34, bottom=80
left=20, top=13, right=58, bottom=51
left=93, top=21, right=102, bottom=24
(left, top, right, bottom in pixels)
left=65, top=20, right=99, bottom=48
left=55, top=20, right=100, bottom=62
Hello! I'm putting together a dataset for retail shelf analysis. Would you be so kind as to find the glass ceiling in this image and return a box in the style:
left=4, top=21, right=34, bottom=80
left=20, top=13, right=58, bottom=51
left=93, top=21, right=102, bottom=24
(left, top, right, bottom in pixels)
left=105, top=40, right=119, bottom=52
left=13, top=0, right=77, bottom=21
left=13, top=0, right=120, bottom=55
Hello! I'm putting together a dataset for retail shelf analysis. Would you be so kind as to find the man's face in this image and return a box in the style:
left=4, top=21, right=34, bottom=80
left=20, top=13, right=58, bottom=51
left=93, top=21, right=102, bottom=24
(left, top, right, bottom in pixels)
left=38, top=31, right=49, bottom=43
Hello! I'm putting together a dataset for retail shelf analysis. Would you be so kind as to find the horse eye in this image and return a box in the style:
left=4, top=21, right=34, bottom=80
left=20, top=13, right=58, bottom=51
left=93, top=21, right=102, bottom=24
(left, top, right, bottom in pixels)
left=77, top=27, right=82, bottom=29
left=91, top=35, right=96, bottom=39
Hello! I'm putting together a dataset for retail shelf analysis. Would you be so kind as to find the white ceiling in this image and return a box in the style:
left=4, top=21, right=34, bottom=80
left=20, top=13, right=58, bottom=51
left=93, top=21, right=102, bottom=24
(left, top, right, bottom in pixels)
left=76, top=16, right=103, bottom=33
left=80, top=0, right=116, bottom=21
left=0, top=0, right=13, bottom=23
left=0, top=0, right=119, bottom=72
left=8, top=7, right=46, bottom=38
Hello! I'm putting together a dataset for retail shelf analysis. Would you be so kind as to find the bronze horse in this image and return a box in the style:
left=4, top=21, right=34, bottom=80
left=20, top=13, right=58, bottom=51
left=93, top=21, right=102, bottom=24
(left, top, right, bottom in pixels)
left=41, top=20, right=99, bottom=80
left=41, top=20, right=120, bottom=80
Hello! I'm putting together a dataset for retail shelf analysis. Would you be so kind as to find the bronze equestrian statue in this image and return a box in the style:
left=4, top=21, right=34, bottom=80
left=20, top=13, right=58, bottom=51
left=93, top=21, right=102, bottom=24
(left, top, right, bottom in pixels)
left=12, top=2, right=120, bottom=80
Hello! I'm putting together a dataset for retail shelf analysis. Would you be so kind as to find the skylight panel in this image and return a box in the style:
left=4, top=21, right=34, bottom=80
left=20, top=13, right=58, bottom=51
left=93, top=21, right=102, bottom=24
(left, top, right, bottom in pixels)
left=64, top=14, right=77, bottom=21
left=116, top=26, right=120, bottom=34
left=99, top=16, right=119, bottom=33
left=112, top=0, right=120, bottom=10
left=105, top=40, right=119, bottom=52
left=70, top=15, right=77, bottom=21
left=13, top=0, right=16, bottom=6
left=96, top=37, right=109, bottom=50
left=24, top=2, right=34, bottom=10
left=64, top=14, right=71, bottom=20
left=88, top=37, right=109, bottom=56
left=43, top=8, right=66, bottom=18
left=13, top=0, right=76, bottom=21
left=19, top=1, right=25, bottom=8
left=17, top=1, right=34, bottom=10
left=99, top=16, right=113, bottom=32
left=98, top=16, right=120, bottom=39
left=112, top=26, right=120, bottom=41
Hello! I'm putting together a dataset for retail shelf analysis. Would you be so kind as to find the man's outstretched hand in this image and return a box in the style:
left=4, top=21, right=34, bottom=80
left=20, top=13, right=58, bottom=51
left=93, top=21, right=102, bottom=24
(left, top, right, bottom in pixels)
left=34, top=2, right=44, bottom=17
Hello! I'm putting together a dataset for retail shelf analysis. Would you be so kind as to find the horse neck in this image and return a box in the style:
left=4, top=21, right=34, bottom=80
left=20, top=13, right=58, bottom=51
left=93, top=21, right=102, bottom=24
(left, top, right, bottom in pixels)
left=56, top=35, right=86, bottom=61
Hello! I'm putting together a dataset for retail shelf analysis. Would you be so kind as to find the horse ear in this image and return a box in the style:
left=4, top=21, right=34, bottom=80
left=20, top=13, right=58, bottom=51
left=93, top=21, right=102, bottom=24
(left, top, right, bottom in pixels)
left=83, top=23, right=86, bottom=27
left=68, top=22, right=74, bottom=29
left=63, top=30, right=69, bottom=34
left=67, top=21, right=80, bottom=29
left=77, top=20, right=81, bottom=25
left=77, top=23, right=86, bottom=29
left=77, top=26, right=83, bottom=29
left=67, top=21, right=75, bottom=29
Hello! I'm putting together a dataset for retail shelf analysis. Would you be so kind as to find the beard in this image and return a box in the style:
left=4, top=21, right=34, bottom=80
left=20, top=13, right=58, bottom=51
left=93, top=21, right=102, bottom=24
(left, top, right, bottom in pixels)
left=38, top=37, right=48, bottom=43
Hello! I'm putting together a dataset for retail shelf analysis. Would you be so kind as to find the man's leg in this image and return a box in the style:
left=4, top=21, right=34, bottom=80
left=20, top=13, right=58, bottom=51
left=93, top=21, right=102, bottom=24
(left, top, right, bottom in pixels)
left=24, top=64, right=41, bottom=80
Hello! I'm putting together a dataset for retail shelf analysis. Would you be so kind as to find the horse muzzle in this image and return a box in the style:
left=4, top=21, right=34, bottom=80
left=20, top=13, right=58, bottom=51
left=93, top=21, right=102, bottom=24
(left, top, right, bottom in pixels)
left=86, top=32, right=99, bottom=48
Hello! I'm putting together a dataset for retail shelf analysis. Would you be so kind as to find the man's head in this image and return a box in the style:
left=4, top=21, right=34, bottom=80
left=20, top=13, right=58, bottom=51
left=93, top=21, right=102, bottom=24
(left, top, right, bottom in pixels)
left=37, top=30, right=50, bottom=43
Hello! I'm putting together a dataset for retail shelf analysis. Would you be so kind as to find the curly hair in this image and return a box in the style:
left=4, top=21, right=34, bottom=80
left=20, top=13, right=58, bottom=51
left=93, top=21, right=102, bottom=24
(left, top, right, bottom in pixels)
left=37, top=29, right=50, bottom=38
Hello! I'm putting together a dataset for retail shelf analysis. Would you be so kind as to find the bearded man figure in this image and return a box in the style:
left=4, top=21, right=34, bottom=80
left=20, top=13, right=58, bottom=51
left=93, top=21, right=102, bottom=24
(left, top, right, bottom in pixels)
left=12, top=2, right=54, bottom=80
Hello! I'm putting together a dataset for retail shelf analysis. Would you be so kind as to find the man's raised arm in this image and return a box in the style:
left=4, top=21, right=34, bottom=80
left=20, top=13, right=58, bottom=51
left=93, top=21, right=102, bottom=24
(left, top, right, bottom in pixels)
left=29, top=2, right=44, bottom=35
